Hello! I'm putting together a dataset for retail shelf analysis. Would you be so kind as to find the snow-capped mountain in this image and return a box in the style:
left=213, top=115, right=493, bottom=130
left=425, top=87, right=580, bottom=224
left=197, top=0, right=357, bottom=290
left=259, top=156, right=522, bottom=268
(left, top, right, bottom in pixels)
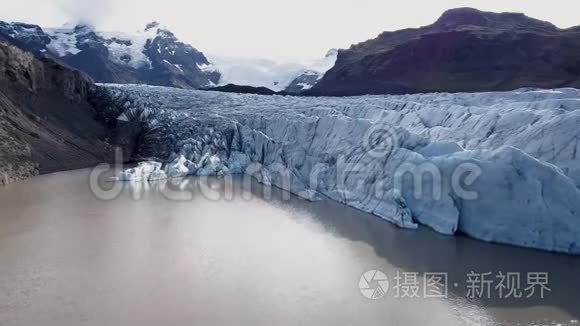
left=0, top=21, right=220, bottom=88
left=205, top=49, right=337, bottom=93
left=0, top=20, right=337, bottom=93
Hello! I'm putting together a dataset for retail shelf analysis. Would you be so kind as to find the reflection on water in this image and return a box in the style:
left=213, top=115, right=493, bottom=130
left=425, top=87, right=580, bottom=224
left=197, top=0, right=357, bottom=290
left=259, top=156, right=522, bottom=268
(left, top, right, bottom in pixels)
left=0, top=169, right=578, bottom=326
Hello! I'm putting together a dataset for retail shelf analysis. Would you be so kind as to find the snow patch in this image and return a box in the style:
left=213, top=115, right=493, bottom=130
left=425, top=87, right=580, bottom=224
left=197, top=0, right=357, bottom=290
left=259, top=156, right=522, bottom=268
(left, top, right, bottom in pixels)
left=98, top=29, right=156, bottom=69
left=45, top=28, right=81, bottom=56
left=296, top=82, right=314, bottom=90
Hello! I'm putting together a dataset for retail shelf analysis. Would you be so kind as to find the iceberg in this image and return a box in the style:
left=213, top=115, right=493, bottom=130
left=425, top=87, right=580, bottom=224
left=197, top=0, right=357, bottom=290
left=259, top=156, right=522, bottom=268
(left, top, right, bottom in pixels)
left=101, top=85, right=580, bottom=254
left=116, top=161, right=164, bottom=181
left=164, top=155, right=194, bottom=178
left=117, top=153, right=232, bottom=181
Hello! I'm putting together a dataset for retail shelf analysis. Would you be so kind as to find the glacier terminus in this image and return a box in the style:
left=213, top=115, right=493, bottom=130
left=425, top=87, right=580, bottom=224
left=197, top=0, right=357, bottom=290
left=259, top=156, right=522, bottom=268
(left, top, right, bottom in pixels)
left=97, top=85, right=580, bottom=255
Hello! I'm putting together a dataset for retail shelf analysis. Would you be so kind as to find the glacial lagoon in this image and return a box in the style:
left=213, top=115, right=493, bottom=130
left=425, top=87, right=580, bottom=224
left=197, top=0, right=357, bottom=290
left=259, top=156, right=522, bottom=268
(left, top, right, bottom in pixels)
left=0, top=169, right=579, bottom=326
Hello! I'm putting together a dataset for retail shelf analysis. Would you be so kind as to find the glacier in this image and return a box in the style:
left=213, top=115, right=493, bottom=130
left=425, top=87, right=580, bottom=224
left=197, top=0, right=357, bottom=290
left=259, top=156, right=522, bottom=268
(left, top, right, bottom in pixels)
left=98, top=85, right=580, bottom=255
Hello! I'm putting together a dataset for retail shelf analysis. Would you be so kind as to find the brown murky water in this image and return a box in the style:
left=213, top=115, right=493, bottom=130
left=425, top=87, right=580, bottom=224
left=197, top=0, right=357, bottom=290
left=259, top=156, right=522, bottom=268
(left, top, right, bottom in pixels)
left=0, top=169, right=579, bottom=326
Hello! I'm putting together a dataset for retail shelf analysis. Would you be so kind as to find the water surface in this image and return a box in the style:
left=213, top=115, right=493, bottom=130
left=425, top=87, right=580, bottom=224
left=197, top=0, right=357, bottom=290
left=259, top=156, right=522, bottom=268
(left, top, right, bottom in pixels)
left=0, top=169, right=579, bottom=325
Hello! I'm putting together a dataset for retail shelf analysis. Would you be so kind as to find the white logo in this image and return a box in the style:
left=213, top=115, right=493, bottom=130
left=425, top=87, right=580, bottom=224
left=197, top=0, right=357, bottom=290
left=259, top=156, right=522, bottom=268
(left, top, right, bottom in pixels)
left=359, top=270, right=389, bottom=300
left=362, top=123, right=399, bottom=159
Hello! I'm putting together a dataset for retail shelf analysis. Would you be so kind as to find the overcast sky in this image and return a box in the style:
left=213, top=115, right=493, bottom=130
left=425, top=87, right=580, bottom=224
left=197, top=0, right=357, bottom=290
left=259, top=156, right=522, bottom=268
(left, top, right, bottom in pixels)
left=1, top=0, right=579, bottom=61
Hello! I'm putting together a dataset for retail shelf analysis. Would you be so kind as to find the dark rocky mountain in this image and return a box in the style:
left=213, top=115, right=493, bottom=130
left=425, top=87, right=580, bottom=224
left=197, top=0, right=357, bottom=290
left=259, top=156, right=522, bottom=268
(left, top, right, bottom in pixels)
left=203, top=83, right=278, bottom=95
left=0, top=21, right=219, bottom=89
left=0, top=41, right=113, bottom=184
left=140, top=23, right=220, bottom=88
left=309, top=8, right=580, bottom=96
left=0, top=22, right=52, bottom=53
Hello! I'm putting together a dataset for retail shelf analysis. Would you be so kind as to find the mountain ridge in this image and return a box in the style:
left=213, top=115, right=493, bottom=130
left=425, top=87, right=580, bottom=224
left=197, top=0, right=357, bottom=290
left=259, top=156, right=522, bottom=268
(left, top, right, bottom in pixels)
left=308, top=7, right=580, bottom=96
left=3, top=8, right=580, bottom=96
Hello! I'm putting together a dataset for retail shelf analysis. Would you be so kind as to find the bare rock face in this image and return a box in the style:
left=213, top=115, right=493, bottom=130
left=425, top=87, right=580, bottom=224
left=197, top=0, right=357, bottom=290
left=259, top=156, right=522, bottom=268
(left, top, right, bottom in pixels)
left=309, top=8, right=580, bottom=96
left=0, top=41, right=113, bottom=184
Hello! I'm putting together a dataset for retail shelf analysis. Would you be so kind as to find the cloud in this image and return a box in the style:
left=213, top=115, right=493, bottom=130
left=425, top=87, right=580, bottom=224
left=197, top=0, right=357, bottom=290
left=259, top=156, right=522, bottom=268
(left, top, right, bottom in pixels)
left=56, top=0, right=112, bottom=27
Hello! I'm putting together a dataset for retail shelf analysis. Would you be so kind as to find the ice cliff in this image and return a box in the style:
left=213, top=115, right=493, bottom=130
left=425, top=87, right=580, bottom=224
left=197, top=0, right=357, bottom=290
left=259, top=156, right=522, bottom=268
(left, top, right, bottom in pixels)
left=97, top=85, right=580, bottom=255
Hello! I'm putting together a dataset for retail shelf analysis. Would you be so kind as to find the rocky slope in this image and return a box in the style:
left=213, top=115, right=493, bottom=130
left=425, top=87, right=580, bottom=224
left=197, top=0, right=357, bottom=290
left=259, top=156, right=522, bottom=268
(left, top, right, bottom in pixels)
left=284, top=70, right=324, bottom=94
left=0, top=41, right=113, bottom=185
left=98, top=84, right=580, bottom=254
left=309, top=8, right=580, bottom=96
left=0, top=21, right=219, bottom=89
left=203, top=84, right=278, bottom=95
